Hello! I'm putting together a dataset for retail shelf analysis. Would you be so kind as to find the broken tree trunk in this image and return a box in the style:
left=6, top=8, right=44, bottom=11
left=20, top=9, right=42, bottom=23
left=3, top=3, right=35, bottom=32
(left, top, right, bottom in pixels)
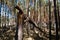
left=15, top=5, right=38, bottom=40
left=15, top=5, right=56, bottom=40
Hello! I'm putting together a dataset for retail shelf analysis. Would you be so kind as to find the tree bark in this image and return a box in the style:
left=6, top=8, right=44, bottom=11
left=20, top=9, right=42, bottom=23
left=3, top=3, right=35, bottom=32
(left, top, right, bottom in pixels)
left=49, top=1, right=51, bottom=40
left=53, top=0, right=59, bottom=40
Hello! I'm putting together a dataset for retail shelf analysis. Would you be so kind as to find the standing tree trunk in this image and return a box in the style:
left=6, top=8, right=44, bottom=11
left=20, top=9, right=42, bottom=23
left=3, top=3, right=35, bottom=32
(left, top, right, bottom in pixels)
left=53, top=0, right=59, bottom=40
left=17, top=11, right=24, bottom=40
left=57, top=0, right=60, bottom=30
left=49, top=0, right=51, bottom=40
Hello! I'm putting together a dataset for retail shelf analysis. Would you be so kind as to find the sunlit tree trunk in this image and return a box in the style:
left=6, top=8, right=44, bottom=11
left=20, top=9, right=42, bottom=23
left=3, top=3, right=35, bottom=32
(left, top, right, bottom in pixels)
left=17, top=12, right=23, bottom=40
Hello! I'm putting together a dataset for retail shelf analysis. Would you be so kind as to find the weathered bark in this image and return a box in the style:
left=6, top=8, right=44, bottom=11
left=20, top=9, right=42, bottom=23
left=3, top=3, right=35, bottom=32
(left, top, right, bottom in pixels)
left=15, top=5, right=24, bottom=40
left=18, top=25, right=22, bottom=40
